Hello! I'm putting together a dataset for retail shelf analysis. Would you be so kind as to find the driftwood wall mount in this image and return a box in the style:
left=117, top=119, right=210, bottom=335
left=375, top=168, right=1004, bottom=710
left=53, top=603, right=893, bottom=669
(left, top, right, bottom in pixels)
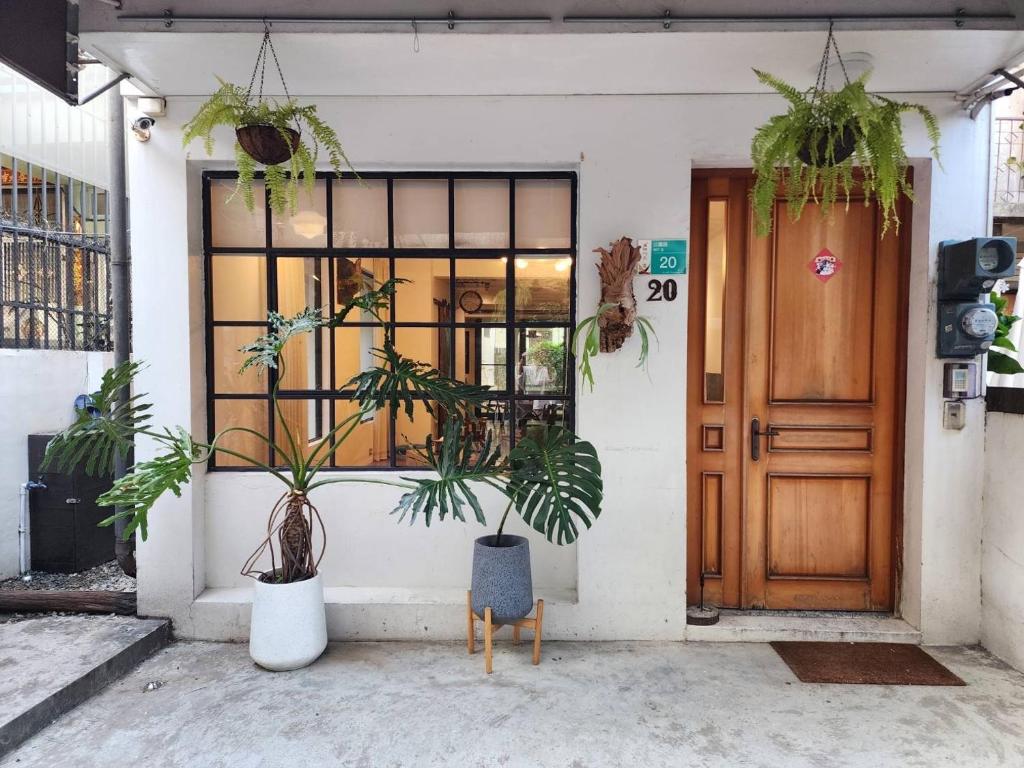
left=594, top=236, right=643, bottom=353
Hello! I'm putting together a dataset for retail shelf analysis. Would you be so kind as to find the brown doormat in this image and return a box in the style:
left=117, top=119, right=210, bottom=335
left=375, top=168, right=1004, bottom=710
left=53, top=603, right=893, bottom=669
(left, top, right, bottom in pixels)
left=770, top=642, right=966, bottom=686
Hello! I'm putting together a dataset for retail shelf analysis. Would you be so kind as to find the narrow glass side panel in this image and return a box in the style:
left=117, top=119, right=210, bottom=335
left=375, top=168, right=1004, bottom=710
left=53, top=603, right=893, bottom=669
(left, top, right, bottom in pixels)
left=704, top=199, right=728, bottom=404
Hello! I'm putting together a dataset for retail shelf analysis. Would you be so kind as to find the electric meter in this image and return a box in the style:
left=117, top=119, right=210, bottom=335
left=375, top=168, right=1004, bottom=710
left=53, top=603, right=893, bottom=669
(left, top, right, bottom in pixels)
left=960, top=306, right=998, bottom=339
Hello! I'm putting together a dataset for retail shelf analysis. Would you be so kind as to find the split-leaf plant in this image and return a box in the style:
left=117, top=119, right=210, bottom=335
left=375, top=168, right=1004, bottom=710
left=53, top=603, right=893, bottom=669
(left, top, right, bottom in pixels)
left=43, top=280, right=604, bottom=584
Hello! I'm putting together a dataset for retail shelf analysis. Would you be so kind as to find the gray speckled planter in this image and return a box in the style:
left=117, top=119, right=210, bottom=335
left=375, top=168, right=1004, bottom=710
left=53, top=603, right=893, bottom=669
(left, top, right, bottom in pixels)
left=471, top=535, right=534, bottom=623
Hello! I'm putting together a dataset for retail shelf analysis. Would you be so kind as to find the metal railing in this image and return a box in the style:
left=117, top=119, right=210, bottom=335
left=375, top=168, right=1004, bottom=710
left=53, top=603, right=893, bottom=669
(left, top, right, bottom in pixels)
left=0, top=217, right=111, bottom=351
left=993, top=117, right=1024, bottom=216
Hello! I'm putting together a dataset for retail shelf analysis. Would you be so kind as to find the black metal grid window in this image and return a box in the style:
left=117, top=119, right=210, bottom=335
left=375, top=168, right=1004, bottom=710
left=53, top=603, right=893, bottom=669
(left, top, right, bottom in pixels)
left=203, top=171, right=578, bottom=471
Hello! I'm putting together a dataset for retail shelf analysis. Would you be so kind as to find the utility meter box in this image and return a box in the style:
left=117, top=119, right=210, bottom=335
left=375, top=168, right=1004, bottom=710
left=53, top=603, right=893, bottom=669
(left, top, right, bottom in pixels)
left=937, top=302, right=999, bottom=358
left=938, top=237, right=1017, bottom=299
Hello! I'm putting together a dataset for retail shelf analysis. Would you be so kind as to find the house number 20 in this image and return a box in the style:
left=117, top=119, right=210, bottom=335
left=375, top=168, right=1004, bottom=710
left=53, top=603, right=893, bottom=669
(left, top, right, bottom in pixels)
left=647, top=278, right=678, bottom=302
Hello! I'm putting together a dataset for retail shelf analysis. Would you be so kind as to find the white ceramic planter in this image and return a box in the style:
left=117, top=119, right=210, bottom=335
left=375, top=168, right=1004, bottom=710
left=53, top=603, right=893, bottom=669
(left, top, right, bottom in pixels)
left=249, top=572, right=327, bottom=671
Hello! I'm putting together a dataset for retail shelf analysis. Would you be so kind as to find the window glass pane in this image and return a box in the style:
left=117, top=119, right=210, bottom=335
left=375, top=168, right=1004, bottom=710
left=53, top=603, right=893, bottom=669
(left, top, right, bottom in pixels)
left=514, top=400, right=570, bottom=445
left=704, top=199, right=727, bottom=403
left=210, top=179, right=265, bottom=247
left=332, top=257, right=389, bottom=322
left=455, top=324, right=507, bottom=393
left=514, top=179, right=570, bottom=249
left=213, top=326, right=266, bottom=394
left=211, top=255, right=267, bottom=321
left=271, top=181, right=327, bottom=248
left=276, top=256, right=327, bottom=317
left=393, top=179, right=448, bottom=248
left=515, top=327, right=569, bottom=396
left=395, top=400, right=441, bottom=467
left=455, top=258, right=506, bottom=322
left=476, top=400, right=512, bottom=457
left=332, top=400, right=390, bottom=467
left=455, top=179, right=509, bottom=248
left=213, top=399, right=269, bottom=467
left=514, top=257, right=571, bottom=322
left=334, top=324, right=386, bottom=389
left=394, top=258, right=451, bottom=322
left=394, top=326, right=449, bottom=375
left=333, top=178, right=388, bottom=248
left=275, top=399, right=331, bottom=463
left=278, top=326, right=329, bottom=391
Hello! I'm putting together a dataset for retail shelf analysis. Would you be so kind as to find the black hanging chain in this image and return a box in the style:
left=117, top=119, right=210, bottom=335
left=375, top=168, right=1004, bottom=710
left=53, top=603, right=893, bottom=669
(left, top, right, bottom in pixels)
left=811, top=21, right=851, bottom=105
left=243, top=21, right=293, bottom=106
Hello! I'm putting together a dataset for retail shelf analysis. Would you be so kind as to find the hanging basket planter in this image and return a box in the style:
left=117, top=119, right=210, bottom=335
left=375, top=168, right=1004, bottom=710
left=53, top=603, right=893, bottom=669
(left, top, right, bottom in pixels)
left=235, top=124, right=301, bottom=166
left=750, top=23, right=941, bottom=237
left=182, top=23, right=355, bottom=213
left=795, top=122, right=857, bottom=167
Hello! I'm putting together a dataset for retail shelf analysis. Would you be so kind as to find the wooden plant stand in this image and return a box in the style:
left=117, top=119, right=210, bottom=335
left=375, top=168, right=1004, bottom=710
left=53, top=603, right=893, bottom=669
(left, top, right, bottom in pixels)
left=466, top=590, right=544, bottom=674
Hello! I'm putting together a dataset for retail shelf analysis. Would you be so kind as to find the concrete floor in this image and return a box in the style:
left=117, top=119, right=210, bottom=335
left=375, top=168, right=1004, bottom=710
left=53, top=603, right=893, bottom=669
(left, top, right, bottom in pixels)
left=3, top=640, right=1023, bottom=768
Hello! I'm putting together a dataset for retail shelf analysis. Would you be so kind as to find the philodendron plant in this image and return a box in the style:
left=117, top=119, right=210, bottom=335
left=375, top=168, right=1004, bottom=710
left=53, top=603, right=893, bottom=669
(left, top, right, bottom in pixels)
left=42, top=279, right=604, bottom=587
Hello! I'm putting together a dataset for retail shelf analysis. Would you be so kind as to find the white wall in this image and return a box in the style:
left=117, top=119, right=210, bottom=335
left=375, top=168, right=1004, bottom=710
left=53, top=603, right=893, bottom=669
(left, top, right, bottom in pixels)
left=126, top=86, right=991, bottom=642
left=982, top=409, right=1024, bottom=671
left=0, top=62, right=111, bottom=190
left=0, top=350, right=112, bottom=578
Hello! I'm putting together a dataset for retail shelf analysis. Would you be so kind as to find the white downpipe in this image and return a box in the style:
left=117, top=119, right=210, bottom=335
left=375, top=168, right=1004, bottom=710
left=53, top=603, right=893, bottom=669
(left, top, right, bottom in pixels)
left=18, top=481, right=46, bottom=581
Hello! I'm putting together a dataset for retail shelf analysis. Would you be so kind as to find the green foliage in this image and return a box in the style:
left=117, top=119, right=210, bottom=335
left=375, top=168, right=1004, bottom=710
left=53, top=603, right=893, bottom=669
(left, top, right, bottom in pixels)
left=346, top=343, right=491, bottom=421
left=507, top=426, right=602, bottom=545
left=391, top=418, right=506, bottom=526
left=43, top=277, right=607, bottom=561
left=751, top=70, right=940, bottom=237
left=988, top=292, right=1023, bottom=375
left=96, top=428, right=199, bottom=541
left=42, top=360, right=151, bottom=477
left=182, top=79, right=355, bottom=214
left=571, top=303, right=657, bottom=391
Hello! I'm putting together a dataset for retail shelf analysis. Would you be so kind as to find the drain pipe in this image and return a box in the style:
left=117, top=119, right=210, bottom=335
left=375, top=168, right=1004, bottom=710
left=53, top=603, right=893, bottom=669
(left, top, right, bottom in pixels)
left=108, top=87, right=136, bottom=577
left=18, top=481, right=46, bottom=581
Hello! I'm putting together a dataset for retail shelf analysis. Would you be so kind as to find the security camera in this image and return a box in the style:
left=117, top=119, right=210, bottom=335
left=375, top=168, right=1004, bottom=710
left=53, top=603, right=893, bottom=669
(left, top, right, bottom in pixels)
left=131, top=116, right=155, bottom=142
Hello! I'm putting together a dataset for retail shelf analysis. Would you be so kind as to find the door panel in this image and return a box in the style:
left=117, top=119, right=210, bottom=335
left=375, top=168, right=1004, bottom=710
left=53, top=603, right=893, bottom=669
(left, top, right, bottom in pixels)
left=770, top=204, right=877, bottom=403
left=687, top=171, right=908, bottom=611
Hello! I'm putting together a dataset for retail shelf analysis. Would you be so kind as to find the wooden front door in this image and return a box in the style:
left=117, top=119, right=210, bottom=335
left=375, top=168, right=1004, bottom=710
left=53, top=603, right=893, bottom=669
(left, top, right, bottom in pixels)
left=686, top=171, right=908, bottom=611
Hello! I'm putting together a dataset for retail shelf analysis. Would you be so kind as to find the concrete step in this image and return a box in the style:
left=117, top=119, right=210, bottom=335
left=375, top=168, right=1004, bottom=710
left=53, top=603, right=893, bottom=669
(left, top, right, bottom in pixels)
left=686, top=611, right=922, bottom=644
left=0, top=613, right=170, bottom=757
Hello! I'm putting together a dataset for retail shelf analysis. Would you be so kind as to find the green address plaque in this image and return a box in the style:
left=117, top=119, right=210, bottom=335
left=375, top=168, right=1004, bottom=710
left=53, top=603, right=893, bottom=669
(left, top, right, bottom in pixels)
left=639, top=239, right=688, bottom=275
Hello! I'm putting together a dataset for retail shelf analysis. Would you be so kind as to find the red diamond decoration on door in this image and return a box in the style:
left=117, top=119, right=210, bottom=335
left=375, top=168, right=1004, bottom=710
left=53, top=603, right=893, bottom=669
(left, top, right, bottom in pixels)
left=808, top=248, right=842, bottom=283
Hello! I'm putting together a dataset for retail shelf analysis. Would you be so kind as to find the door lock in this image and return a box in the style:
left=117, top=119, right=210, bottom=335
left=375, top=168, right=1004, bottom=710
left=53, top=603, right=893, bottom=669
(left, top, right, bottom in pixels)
left=750, top=418, right=779, bottom=461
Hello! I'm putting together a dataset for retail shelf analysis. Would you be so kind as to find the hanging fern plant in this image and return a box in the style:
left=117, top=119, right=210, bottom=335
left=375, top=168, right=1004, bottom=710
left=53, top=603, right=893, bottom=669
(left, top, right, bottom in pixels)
left=182, top=26, right=354, bottom=214
left=750, top=25, right=941, bottom=237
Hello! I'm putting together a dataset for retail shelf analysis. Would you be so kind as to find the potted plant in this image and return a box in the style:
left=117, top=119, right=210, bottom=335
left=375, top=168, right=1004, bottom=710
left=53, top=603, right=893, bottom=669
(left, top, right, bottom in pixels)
left=750, top=26, right=940, bottom=236
left=181, top=28, right=354, bottom=213
left=43, top=280, right=604, bottom=669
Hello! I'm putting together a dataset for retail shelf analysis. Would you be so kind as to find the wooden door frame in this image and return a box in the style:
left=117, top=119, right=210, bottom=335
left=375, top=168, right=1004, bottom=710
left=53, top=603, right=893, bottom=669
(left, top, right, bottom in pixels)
left=686, top=168, right=911, bottom=612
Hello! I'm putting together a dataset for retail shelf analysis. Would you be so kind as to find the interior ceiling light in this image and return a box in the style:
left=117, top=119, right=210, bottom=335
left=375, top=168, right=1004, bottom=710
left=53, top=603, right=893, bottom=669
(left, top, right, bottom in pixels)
left=554, top=258, right=572, bottom=272
left=291, top=210, right=327, bottom=240
left=515, top=258, right=529, bottom=269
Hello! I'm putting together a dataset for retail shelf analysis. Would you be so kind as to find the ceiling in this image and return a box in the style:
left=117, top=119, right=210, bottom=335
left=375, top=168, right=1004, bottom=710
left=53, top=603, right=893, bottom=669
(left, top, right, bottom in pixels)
left=83, top=29, right=1024, bottom=98
left=82, top=1, right=1024, bottom=33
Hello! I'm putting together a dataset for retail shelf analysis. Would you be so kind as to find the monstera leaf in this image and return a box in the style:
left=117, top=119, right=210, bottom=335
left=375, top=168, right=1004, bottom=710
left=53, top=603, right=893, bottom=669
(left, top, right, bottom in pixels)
left=390, top=417, right=507, bottom=526
left=508, top=426, right=602, bottom=545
